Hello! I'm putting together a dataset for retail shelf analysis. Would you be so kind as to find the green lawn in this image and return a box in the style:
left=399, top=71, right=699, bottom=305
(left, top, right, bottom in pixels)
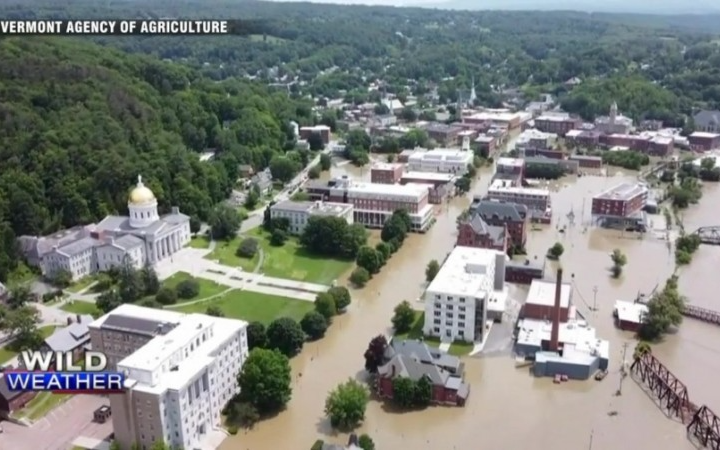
left=393, top=312, right=472, bottom=356
left=61, top=301, right=101, bottom=317
left=248, top=229, right=352, bottom=285
left=188, top=235, right=211, bottom=249
left=5, top=262, right=37, bottom=288
left=0, top=325, right=58, bottom=365
left=163, top=272, right=228, bottom=300
left=205, top=236, right=259, bottom=272
left=66, top=275, right=99, bottom=293
left=175, top=290, right=312, bottom=323
left=13, top=391, right=71, bottom=421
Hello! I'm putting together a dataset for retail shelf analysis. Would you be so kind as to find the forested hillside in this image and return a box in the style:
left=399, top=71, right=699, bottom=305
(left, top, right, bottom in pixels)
left=0, top=37, right=313, bottom=281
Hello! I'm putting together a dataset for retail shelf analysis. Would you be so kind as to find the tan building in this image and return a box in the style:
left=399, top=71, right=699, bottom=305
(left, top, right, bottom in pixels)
left=90, top=304, right=248, bottom=450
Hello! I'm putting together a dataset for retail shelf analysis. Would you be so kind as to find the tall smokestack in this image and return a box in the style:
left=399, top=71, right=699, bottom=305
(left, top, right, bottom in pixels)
left=549, top=268, right=563, bottom=352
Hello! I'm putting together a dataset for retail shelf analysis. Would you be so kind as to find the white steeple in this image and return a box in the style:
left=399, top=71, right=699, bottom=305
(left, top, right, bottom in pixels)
left=469, top=75, right=477, bottom=105
left=609, top=101, right=618, bottom=124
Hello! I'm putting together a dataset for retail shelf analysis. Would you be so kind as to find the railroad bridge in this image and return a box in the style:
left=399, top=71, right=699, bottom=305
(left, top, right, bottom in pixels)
left=631, top=352, right=720, bottom=449
left=694, top=226, right=720, bottom=245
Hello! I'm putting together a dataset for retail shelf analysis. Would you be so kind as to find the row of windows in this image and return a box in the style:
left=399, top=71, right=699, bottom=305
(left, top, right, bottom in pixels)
left=433, top=318, right=466, bottom=328
left=431, top=327, right=465, bottom=337
left=434, top=311, right=467, bottom=320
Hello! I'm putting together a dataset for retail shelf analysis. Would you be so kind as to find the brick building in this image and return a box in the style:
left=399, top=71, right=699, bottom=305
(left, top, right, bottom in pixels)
left=591, top=183, right=648, bottom=219
left=569, top=155, right=603, bottom=169
left=370, top=163, right=404, bottom=184
left=565, top=129, right=601, bottom=149
left=299, top=125, right=331, bottom=144
left=456, top=214, right=508, bottom=253
left=534, top=113, right=581, bottom=136
left=424, top=122, right=464, bottom=146
left=469, top=199, right=529, bottom=248
left=522, top=279, right=572, bottom=321
left=400, top=172, right=455, bottom=204
left=0, top=374, right=37, bottom=417
left=688, top=132, right=720, bottom=152
left=613, top=300, right=648, bottom=333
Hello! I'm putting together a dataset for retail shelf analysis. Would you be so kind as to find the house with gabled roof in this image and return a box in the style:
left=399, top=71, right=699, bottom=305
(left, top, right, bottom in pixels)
left=376, top=338, right=470, bottom=407
left=40, top=314, right=94, bottom=363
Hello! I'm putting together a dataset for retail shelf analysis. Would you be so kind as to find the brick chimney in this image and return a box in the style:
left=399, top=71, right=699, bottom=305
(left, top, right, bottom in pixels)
left=549, top=268, right=563, bottom=352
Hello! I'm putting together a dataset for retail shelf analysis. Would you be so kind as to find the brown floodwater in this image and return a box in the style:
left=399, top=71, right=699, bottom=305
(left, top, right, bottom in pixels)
left=221, top=162, right=720, bottom=450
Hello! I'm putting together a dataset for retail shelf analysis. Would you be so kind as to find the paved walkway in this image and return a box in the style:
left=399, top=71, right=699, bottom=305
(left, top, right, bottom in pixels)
left=155, top=247, right=327, bottom=302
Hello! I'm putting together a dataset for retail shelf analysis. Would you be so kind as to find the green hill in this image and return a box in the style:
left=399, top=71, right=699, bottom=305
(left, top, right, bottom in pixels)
left=0, top=37, right=313, bottom=281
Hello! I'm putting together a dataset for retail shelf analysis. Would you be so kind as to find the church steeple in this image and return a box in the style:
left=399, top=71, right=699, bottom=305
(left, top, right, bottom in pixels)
left=469, top=75, right=477, bottom=105
left=609, top=101, right=618, bottom=123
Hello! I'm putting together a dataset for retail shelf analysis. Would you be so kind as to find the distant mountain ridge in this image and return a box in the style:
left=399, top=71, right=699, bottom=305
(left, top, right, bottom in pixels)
left=411, top=0, right=719, bottom=14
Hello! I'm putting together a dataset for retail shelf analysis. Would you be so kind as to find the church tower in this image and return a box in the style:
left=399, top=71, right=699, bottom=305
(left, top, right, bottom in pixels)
left=128, top=175, right=159, bottom=228
left=609, top=101, right=618, bottom=124
left=469, top=75, right=477, bottom=106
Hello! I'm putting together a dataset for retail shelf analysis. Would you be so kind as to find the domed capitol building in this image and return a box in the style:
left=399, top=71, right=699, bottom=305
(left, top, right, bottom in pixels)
left=18, top=175, right=192, bottom=281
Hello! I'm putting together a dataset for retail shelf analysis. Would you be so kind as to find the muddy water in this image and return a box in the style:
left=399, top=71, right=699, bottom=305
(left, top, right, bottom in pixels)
left=222, top=164, right=720, bottom=450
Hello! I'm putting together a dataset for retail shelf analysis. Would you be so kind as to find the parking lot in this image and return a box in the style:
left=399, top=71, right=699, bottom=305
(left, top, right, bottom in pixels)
left=1, top=394, right=112, bottom=450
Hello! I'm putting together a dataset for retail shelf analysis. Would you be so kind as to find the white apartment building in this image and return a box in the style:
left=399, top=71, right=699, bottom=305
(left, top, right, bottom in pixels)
left=270, top=200, right=354, bottom=235
left=98, top=305, right=249, bottom=450
left=423, top=247, right=507, bottom=343
left=487, top=179, right=551, bottom=212
left=407, top=148, right=474, bottom=174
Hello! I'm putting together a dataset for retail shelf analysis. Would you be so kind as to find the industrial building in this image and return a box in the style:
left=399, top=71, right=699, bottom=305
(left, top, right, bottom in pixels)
left=514, top=269, right=610, bottom=380
left=613, top=300, right=648, bottom=333
left=522, top=279, right=572, bottom=322
left=406, top=148, right=474, bottom=174
left=91, top=304, right=249, bottom=450
left=423, top=246, right=508, bottom=343
left=591, top=182, right=648, bottom=230
left=269, top=200, right=354, bottom=235
left=305, top=176, right=435, bottom=231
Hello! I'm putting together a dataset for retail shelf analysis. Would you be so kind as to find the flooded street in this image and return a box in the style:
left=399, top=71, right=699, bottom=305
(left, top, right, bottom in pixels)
left=221, top=162, right=720, bottom=450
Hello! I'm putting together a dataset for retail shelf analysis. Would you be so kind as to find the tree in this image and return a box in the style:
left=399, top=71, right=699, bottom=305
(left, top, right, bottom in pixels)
left=547, top=242, right=564, bottom=260
left=350, top=267, right=370, bottom=287
left=96, top=289, right=122, bottom=313
left=237, top=237, right=259, bottom=258
left=610, top=249, right=627, bottom=278
left=320, top=153, right=332, bottom=171
left=639, top=276, right=685, bottom=341
left=301, top=311, right=328, bottom=340
left=391, top=377, right=416, bottom=408
left=308, top=132, right=325, bottom=151
left=209, top=204, right=242, bottom=241
left=314, top=292, right=338, bottom=320
left=269, top=155, right=300, bottom=183
left=247, top=321, right=267, bottom=350
left=328, top=286, right=351, bottom=311
left=375, top=241, right=391, bottom=261
left=358, top=434, right=375, bottom=450
left=308, top=165, right=321, bottom=179
left=356, top=246, right=382, bottom=274
left=245, top=186, right=261, bottom=210
left=267, top=317, right=306, bottom=356
left=225, top=400, right=260, bottom=429
left=392, top=301, right=416, bottom=333
left=7, top=285, right=32, bottom=309
left=270, top=228, right=288, bottom=246
left=455, top=176, right=471, bottom=194
left=364, top=334, right=388, bottom=373
left=206, top=305, right=224, bottom=317
left=155, top=287, right=177, bottom=305
left=176, top=279, right=200, bottom=299
left=633, top=341, right=652, bottom=360
left=324, top=378, right=369, bottom=430
left=301, top=216, right=367, bottom=259
left=238, top=348, right=292, bottom=413
left=149, top=441, right=170, bottom=450
left=425, top=259, right=440, bottom=282
left=118, top=264, right=144, bottom=303
left=51, top=269, right=73, bottom=288
left=414, top=375, right=433, bottom=407
left=3, top=306, right=43, bottom=350
left=140, top=266, right=160, bottom=296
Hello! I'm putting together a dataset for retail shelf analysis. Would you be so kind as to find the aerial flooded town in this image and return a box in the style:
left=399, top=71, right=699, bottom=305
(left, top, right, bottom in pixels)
left=2, top=2, right=720, bottom=450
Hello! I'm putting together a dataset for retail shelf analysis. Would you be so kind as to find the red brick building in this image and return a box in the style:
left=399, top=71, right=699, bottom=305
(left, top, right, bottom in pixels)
left=424, top=122, right=464, bottom=146
left=505, top=260, right=545, bottom=285
left=600, top=134, right=674, bottom=156
left=473, top=135, right=497, bottom=156
left=522, top=279, right=572, bottom=321
left=688, top=132, right=720, bottom=152
left=534, top=114, right=581, bottom=137
left=456, top=215, right=508, bottom=253
left=591, top=183, right=648, bottom=218
left=299, top=125, right=331, bottom=144
left=469, top=199, right=529, bottom=248
left=613, top=301, right=648, bottom=333
left=0, top=374, right=37, bottom=417
left=376, top=339, right=469, bottom=407
left=569, top=155, right=602, bottom=169
left=370, top=163, right=404, bottom=184
left=565, top=130, right=600, bottom=149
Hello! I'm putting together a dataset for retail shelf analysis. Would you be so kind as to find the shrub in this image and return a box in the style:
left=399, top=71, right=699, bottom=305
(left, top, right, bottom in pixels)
left=350, top=267, right=370, bottom=287
left=236, top=238, right=259, bottom=258
left=176, top=279, right=200, bottom=299
left=270, top=228, right=288, bottom=246
left=155, top=287, right=177, bottom=305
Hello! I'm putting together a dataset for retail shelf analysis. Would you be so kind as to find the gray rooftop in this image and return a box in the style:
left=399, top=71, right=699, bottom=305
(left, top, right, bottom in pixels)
left=465, top=214, right=506, bottom=247
left=103, top=234, right=144, bottom=251
left=693, top=110, right=720, bottom=127
left=101, top=314, right=178, bottom=337
left=95, top=211, right=188, bottom=238
left=0, top=374, right=22, bottom=401
left=57, top=236, right=100, bottom=257
left=470, top=199, right=528, bottom=222
left=44, top=315, right=94, bottom=352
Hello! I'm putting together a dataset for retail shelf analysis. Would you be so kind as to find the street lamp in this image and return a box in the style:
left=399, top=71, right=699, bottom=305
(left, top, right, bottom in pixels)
left=592, top=285, right=598, bottom=312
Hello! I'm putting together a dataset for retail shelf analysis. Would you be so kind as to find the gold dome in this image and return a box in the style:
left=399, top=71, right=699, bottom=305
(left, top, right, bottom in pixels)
left=129, top=175, right=156, bottom=204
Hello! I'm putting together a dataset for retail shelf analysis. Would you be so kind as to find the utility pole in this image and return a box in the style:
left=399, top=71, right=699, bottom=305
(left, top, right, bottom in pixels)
left=617, top=342, right=629, bottom=396
left=588, top=429, right=594, bottom=450
left=592, top=286, right=598, bottom=312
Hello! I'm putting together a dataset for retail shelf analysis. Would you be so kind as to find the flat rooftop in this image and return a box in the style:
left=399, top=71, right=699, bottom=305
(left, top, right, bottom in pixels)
left=401, top=171, right=455, bottom=182
left=536, top=112, right=572, bottom=121
left=271, top=200, right=352, bottom=216
left=489, top=179, right=550, bottom=197
left=526, top=279, right=572, bottom=308
left=119, top=312, right=247, bottom=394
left=372, top=162, right=403, bottom=171
left=614, top=300, right=648, bottom=324
left=466, top=111, right=520, bottom=122
left=426, top=246, right=504, bottom=298
left=90, top=303, right=184, bottom=330
left=517, top=318, right=610, bottom=360
left=690, top=131, right=720, bottom=139
left=497, top=157, right=524, bottom=167
left=594, top=182, right=648, bottom=201
left=348, top=181, right=429, bottom=198
left=407, top=148, right=474, bottom=162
